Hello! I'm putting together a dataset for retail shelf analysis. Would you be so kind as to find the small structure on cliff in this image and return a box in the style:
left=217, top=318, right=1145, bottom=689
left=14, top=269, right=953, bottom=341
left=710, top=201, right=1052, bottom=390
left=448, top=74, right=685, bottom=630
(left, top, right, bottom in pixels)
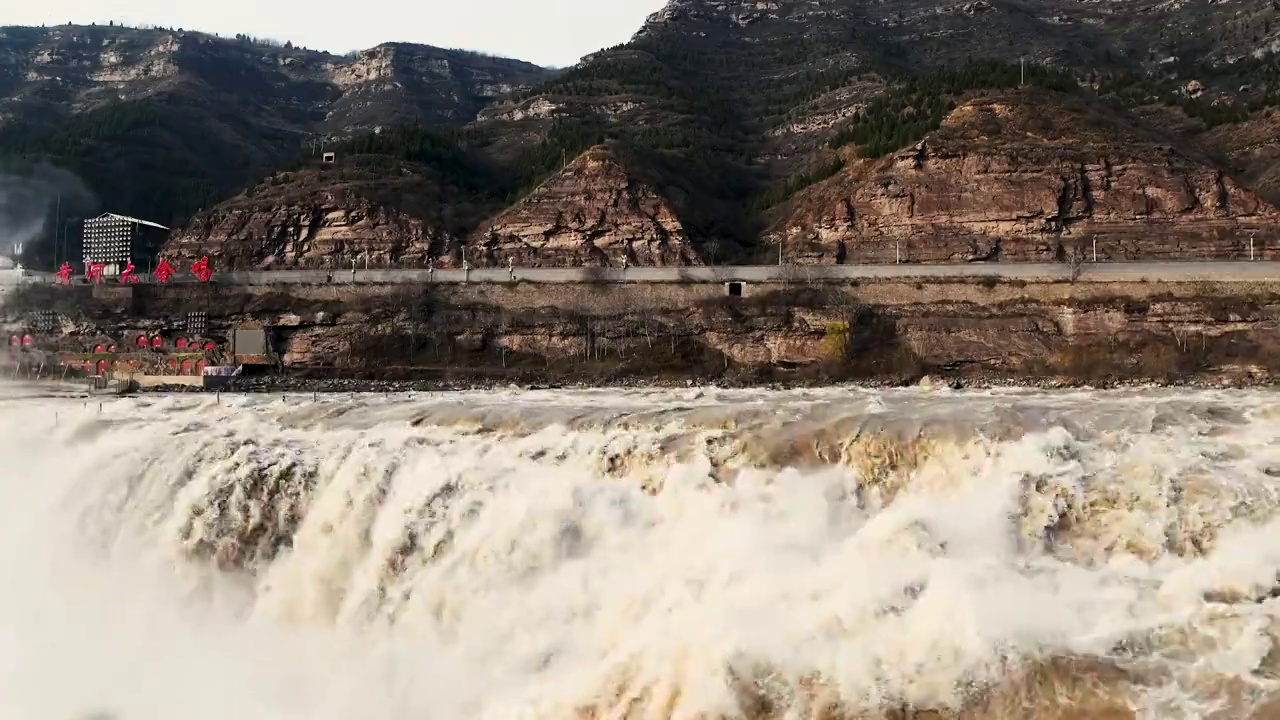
left=81, top=213, right=170, bottom=276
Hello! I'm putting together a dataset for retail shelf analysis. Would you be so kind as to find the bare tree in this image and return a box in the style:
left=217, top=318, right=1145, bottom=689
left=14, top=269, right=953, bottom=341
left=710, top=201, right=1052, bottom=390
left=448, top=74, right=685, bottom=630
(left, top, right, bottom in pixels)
left=1070, top=250, right=1086, bottom=283
left=1067, top=237, right=1088, bottom=283
left=779, top=262, right=808, bottom=286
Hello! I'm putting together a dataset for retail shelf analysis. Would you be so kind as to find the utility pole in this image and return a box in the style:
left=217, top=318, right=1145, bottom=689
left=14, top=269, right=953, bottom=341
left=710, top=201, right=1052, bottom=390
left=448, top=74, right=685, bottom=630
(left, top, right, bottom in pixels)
left=63, top=219, right=73, bottom=269
left=1020, top=56, right=1026, bottom=86
left=1093, top=237, right=1098, bottom=263
left=1251, top=232, right=1256, bottom=261
left=778, top=239, right=783, bottom=266
left=53, top=194, right=61, bottom=266
left=895, top=240, right=901, bottom=265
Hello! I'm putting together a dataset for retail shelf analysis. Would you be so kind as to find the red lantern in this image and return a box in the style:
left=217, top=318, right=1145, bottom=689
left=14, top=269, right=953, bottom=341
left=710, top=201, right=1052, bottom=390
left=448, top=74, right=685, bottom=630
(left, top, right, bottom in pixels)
left=203, top=341, right=216, bottom=351
left=93, top=344, right=105, bottom=354
left=167, top=358, right=178, bottom=370
left=7, top=335, right=17, bottom=347
left=180, top=359, right=194, bottom=376
left=195, top=360, right=207, bottom=376
left=95, top=360, right=108, bottom=375
left=176, top=338, right=188, bottom=349
left=136, top=335, right=148, bottom=347
left=21, top=335, right=33, bottom=347
left=151, top=336, right=163, bottom=348
left=107, top=345, right=117, bottom=352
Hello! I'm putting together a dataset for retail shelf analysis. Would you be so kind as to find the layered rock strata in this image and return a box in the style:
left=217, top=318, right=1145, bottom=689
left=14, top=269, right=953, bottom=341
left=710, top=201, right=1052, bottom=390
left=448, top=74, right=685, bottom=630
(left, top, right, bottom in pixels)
left=773, top=92, right=1280, bottom=264
left=469, top=145, right=703, bottom=268
left=164, top=169, right=445, bottom=270
left=11, top=278, right=1280, bottom=387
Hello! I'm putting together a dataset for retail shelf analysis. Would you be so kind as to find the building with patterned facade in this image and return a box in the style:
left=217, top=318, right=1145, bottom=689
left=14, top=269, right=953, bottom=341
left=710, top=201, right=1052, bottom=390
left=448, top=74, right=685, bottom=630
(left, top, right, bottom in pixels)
left=81, top=213, right=170, bottom=276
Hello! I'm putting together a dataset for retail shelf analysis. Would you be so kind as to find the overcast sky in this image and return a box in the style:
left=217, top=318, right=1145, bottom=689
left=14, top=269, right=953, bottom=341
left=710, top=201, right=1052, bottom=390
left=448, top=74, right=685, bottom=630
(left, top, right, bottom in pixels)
left=6, top=0, right=669, bottom=67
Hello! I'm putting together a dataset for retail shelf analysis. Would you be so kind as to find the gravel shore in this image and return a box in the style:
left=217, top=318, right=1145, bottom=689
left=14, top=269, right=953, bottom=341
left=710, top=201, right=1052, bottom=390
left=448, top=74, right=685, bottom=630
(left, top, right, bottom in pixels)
left=133, top=372, right=1277, bottom=395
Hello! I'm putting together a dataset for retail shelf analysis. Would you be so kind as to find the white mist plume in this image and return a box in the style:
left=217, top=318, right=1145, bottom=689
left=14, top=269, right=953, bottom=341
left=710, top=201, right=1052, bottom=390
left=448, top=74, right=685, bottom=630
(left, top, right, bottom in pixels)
left=0, top=162, right=98, bottom=260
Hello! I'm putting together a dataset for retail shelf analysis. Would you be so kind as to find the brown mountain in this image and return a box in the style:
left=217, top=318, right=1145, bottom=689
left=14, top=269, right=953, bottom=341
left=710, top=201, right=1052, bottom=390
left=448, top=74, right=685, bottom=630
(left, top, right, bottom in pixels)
left=469, top=144, right=703, bottom=268
left=9, top=0, right=1280, bottom=268
left=769, top=90, right=1280, bottom=264
left=163, top=159, right=482, bottom=271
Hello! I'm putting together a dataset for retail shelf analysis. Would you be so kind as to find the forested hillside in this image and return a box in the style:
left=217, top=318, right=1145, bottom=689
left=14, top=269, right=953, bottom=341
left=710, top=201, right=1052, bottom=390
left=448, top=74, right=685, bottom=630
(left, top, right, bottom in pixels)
left=0, top=24, right=549, bottom=236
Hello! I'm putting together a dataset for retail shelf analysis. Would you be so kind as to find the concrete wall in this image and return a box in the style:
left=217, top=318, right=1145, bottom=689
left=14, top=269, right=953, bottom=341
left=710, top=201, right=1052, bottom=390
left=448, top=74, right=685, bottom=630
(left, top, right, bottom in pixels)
left=22, top=261, right=1280, bottom=289
left=119, top=373, right=204, bottom=388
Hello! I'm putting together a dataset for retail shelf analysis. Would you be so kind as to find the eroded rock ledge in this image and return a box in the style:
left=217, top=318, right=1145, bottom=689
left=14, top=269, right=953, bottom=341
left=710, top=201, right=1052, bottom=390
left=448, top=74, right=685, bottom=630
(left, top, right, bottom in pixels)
left=468, top=145, right=702, bottom=268
left=9, top=279, right=1280, bottom=389
left=773, top=92, right=1280, bottom=264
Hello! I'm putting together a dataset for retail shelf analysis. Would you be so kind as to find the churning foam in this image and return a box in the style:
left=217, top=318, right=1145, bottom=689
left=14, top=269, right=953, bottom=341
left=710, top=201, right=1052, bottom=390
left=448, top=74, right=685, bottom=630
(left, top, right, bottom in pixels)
left=5, top=384, right=1280, bottom=719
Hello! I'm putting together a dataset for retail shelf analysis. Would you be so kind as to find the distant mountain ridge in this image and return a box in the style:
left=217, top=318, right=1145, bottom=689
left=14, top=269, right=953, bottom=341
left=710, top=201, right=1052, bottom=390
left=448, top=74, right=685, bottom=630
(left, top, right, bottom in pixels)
left=0, top=23, right=551, bottom=233
left=0, top=24, right=551, bottom=134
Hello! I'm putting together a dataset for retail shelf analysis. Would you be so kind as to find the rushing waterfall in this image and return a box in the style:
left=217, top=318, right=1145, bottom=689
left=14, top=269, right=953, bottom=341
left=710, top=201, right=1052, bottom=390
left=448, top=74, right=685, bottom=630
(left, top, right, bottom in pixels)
left=4, top=383, right=1280, bottom=720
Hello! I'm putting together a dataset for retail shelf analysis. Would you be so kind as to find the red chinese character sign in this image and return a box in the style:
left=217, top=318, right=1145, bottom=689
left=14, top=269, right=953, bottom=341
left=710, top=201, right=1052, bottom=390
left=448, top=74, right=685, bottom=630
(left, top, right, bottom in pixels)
left=86, top=263, right=105, bottom=285
left=55, top=263, right=72, bottom=285
left=121, top=261, right=139, bottom=284
left=191, top=257, right=213, bottom=282
left=155, top=259, right=175, bottom=283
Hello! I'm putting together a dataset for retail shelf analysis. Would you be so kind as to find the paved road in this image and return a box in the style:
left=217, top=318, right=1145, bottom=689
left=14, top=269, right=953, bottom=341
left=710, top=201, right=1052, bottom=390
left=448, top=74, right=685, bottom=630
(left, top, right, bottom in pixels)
left=9, top=262, right=1280, bottom=287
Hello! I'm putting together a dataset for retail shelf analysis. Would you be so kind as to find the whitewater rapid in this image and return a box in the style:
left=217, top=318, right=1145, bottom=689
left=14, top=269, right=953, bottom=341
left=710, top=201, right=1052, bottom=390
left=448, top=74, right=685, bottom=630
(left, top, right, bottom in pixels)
left=4, top=384, right=1280, bottom=719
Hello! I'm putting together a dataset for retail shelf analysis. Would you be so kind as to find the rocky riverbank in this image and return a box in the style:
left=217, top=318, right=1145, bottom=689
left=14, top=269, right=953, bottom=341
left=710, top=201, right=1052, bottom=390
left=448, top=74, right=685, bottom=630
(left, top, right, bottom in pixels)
left=8, top=277, right=1280, bottom=391
left=133, top=371, right=1278, bottom=397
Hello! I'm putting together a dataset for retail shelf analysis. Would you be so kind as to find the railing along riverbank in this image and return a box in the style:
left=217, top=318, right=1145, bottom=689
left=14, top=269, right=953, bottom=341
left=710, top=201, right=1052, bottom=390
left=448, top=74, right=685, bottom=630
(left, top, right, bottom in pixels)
left=8, top=261, right=1280, bottom=287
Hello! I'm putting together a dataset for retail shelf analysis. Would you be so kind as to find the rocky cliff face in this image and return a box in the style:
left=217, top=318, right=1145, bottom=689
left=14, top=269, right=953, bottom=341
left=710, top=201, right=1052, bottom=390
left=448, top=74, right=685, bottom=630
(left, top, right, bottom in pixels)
left=467, top=146, right=702, bottom=268
left=163, top=162, right=482, bottom=270
left=319, top=43, right=553, bottom=134
left=166, top=193, right=433, bottom=272
left=772, top=92, right=1280, bottom=263
left=12, top=279, right=1280, bottom=388
left=1202, top=112, right=1280, bottom=207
